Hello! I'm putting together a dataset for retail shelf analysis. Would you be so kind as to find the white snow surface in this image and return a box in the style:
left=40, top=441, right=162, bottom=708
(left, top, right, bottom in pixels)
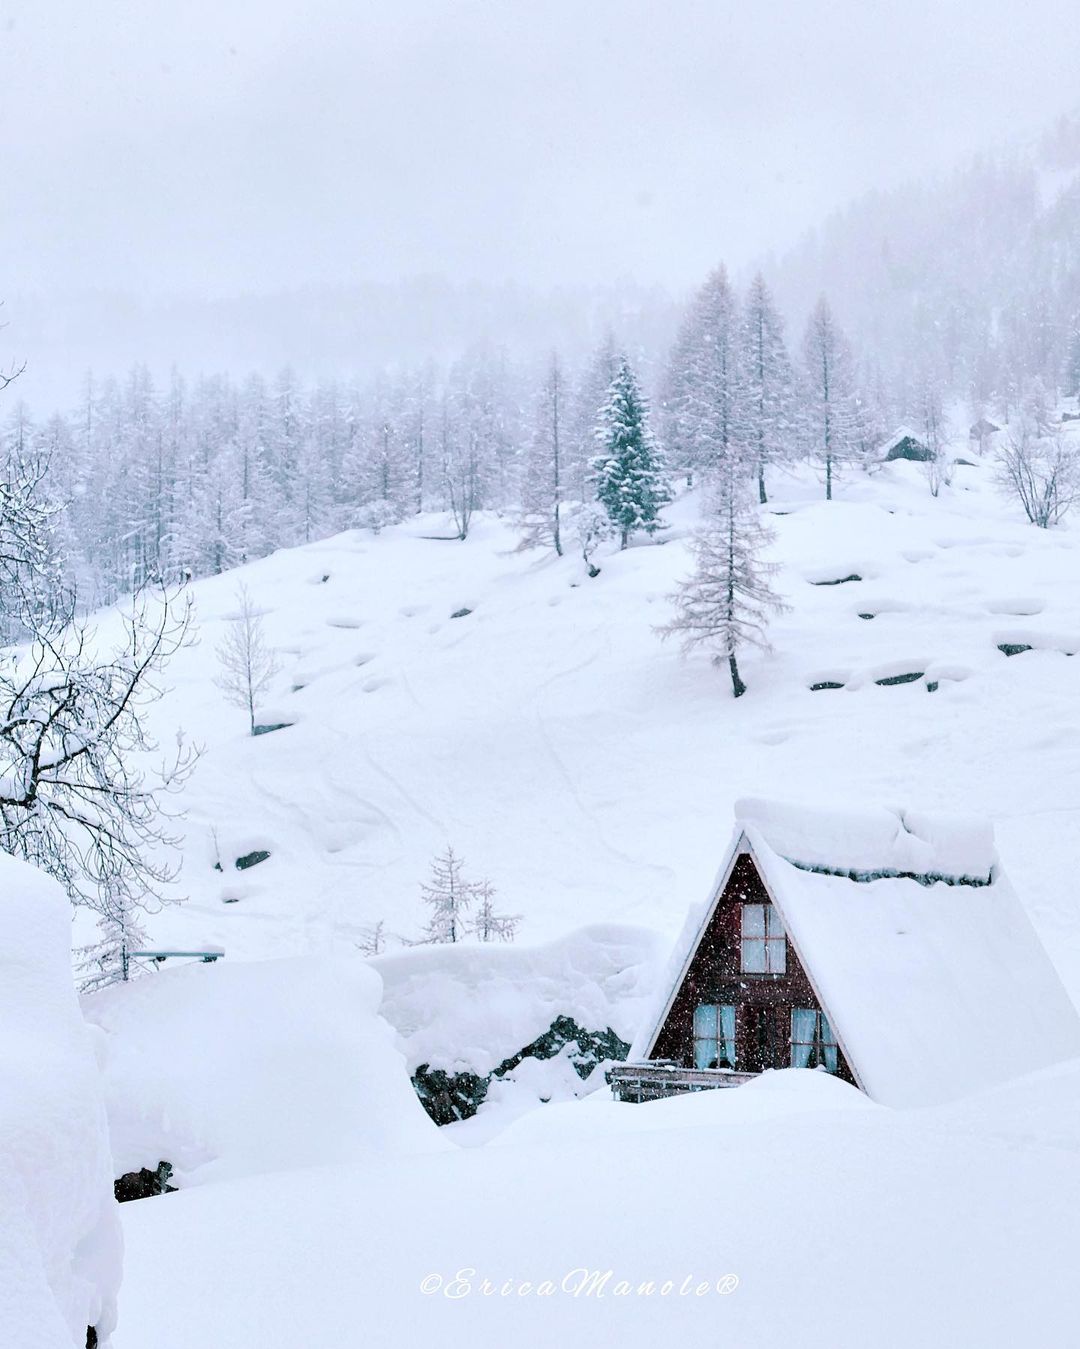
left=82, top=955, right=447, bottom=1187
left=110, top=1064, right=1080, bottom=1349
left=372, top=923, right=664, bottom=1076
left=734, top=795, right=996, bottom=880
left=99, top=459, right=1080, bottom=1014
left=63, top=454, right=1080, bottom=1345
left=0, top=854, right=121, bottom=1348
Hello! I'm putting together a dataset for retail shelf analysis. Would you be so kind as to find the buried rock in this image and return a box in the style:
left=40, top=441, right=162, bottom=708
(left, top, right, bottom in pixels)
left=253, top=721, right=294, bottom=736
left=411, top=1015, right=631, bottom=1126
left=997, top=643, right=1033, bottom=657
left=115, top=1160, right=176, bottom=1203
left=450, top=607, right=473, bottom=619
left=235, top=849, right=271, bottom=871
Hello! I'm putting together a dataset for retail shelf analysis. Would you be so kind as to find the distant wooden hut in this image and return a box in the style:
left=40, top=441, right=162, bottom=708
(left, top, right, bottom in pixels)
left=969, top=417, right=1001, bottom=454
left=879, top=426, right=932, bottom=461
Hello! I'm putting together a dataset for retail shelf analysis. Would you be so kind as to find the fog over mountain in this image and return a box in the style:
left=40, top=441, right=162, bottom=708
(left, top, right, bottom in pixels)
left=3, top=1, right=1080, bottom=408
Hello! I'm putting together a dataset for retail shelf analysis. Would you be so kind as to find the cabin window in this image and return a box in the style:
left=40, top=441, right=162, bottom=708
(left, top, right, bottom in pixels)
left=692, top=1004, right=736, bottom=1069
left=740, top=903, right=787, bottom=974
left=790, top=1008, right=838, bottom=1072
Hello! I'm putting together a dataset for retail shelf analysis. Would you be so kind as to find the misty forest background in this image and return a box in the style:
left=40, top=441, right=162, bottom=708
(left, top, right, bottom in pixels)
left=6, top=119, right=1080, bottom=607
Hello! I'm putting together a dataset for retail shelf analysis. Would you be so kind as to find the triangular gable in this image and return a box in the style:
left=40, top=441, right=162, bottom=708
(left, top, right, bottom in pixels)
left=633, top=830, right=864, bottom=1090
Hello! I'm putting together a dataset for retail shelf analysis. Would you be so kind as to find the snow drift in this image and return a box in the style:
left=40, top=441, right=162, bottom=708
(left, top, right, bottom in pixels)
left=0, top=854, right=121, bottom=1348
left=83, top=954, right=447, bottom=1188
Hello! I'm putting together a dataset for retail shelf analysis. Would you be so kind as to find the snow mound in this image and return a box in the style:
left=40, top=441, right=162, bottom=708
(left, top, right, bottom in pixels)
left=0, top=854, right=121, bottom=1348
left=735, top=795, right=995, bottom=881
left=83, top=955, right=447, bottom=1187
left=372, top=924, right=665, bottom=1077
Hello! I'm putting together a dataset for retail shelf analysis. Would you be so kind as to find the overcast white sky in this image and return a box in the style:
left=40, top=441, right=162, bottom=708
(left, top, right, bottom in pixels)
left=2, top=0, right=1079, bottom=301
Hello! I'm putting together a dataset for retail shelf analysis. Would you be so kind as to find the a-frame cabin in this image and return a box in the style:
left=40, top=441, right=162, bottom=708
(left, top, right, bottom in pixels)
left=610, top=798, right=1080, bottom=1108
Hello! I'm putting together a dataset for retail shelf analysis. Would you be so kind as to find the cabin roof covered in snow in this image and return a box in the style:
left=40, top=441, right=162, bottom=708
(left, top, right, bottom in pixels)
left=632, top=798, right=1080, bottom=1108
left=879, top=425, right=928, bottom=455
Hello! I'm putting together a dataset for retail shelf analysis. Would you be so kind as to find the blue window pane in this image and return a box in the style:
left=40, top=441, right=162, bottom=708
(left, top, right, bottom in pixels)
left=741, top=938, right=767, bottom=973
left=821, top=1013, right=838, bottom=1073
left=693, top=1004, right=737, bottom=1068
left=694, top=1036, right=719, bottom=1068
left=767, top=937, right=787, bottom=974
left=766, top=905, right=786, bottom=937
left=742, top=904, right=766, bottom=937
left=719, top=1004, right=737, bottom=1067
left=790, top=1007, right=817, bottom=1068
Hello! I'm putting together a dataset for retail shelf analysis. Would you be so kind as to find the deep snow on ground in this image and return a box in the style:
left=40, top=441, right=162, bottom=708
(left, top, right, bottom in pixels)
left=129, top=453, right=1080, bottom=1000
left=82, top=448, right=1080, bottom=1347
left=110, top=1065, right=1080, bottom=1349
left=0, top=855, right=120, bottom=1347
left=82, top=955, right=447, bottom=1188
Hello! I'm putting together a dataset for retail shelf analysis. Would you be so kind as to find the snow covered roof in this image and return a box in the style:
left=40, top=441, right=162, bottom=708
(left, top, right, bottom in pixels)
left=879, top=425, right=928, bottom=454
left=632, top=799, right=1080, bottom=1108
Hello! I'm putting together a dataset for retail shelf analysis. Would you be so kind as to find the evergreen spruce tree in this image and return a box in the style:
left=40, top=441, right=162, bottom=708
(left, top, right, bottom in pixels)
left=739, top=274, right=795, bottom=504
left=591, top=357, right=671, bottom=549
left=570, top=332, right=620, bottom=503
left=659, top=455, right=787, bottom=698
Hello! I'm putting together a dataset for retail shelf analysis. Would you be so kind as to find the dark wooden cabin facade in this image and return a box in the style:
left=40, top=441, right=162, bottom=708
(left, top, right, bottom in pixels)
left=609, top=850, right=855, bottom=1103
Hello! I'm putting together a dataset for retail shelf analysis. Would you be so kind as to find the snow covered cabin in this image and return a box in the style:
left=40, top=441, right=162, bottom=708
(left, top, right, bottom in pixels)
left=609, top=799, right=1080, bottom=1108
left=879, top=426, right=932, bottom=461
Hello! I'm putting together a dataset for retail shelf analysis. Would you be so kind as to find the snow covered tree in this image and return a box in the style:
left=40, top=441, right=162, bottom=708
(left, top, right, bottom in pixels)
left=659, top=456, right=787, bottom=697
left=570, top=332, right=620, bottom=503
left=419, top=845, right=481, bottom=944
left=471, top=880, right=520, bottom=943
left=591, top=356, right=671, bottom=549
left=0, top=441, right=64, bottom=642
left=76, top=882, right=150, bottom=990
left=520, top=352, right=567, bottom=555
left=914, top=374, right=951, bottom=497
left=567, top=501, right=614, bottom=579
left=0, top=580, right=195, bottom=917
left=1063, top=320, right=1080, bottom=403
left=355, top=920, right=388, bottom=957
left=801, top=296, right=859, bottom=499
left=663, top=265, right=741, bottom=485
left=739, top=274, right=795, bottom=503
left=214, top=584, right=280, bottom=734
left=996, top=426, right=1080, bottom=527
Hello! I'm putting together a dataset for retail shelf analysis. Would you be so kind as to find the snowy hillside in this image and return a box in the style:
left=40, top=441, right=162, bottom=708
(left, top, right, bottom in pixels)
left=131, top=450, right=1080, bottom=1002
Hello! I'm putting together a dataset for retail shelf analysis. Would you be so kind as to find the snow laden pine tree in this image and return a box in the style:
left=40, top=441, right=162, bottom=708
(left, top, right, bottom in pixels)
left=420, top=845, right=480, bottom=944
left=663, top=264, right=741, bottom=486
left=591, top=357, right=671, bottom=549
left=471, top=879, right=521, bottom=943
left=801, top=296, right=859, bottom=500
left=739, top=274, right=795, bottom=504
left=659, top=457, right=787, bottom=697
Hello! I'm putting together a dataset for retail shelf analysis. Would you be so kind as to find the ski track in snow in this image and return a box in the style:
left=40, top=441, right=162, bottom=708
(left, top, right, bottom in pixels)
left=81, top=453, right=1080, bottom=989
